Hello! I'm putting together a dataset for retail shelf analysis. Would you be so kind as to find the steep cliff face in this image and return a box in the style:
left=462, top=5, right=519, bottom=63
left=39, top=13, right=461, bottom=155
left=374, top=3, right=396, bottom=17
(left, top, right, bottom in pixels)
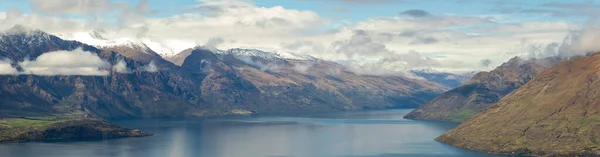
left=437, top=53, right=600, bottom=156
left=404, top=57, right=560, bottom=122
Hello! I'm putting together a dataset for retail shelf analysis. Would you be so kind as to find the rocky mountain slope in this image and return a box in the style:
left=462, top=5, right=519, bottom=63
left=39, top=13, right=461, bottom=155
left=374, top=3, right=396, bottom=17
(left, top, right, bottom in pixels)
left=178, top=48, right=447, bottom=115
left=0, top=27, right=448, bottom=119
left=404, top=57, right=560, bottom=122
left=436, top=53, right=600, bottom=156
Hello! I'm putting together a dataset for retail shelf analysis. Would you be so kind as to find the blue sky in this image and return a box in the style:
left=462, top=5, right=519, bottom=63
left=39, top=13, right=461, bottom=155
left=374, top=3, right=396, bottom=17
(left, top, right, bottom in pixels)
left=1, top=0, right=596, bottom=25
left=1, top=0, right=599, bottom=73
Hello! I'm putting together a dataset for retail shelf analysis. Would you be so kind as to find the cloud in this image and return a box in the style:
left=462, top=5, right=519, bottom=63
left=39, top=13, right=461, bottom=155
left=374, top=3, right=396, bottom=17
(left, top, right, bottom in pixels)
left=479, top=59, right=492, bottom=67
left=326, top=67, right=341, bottom=76
left=204, top=37, right=224, bottom=51
left=493, top=1, right=600, bottom=17
left=18, top=48, right=111, bottom=76
left=554, top=26, right=600, bottom=58
left=521, top=20, right=600, bottom=60
left=112, top=59, right=130, bottom=73
left=333, top=30, right=392, bottom=59
left=141, top=61, right=158, bottom=72
left=0, top=59, right=17, bottom=75
left=0, top=48, right=161, bottom=76
left=0, top=9, right=88, bottom=34
left=292, top=62, right=315, bottom=74
left=299, top=0, right=399, bottom=5
left=3, top=0, right=593, bottom=74
left=281, top=41, right=325, bottom=55
left=345, top=50, right=440, bottom=76
left=30, top=0, right=115, bottom=15
left=187, top=0, right=326, bottom=30
left=235, top=56, right=281, bottom=72
left=400, top=9, right=431, bottom=18
left=410, top=37, right=439, bottom=45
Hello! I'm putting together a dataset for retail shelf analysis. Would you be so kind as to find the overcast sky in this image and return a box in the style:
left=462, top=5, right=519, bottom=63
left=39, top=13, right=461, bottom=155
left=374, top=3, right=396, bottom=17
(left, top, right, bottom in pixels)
left=1, top=0, right=599, bottom=74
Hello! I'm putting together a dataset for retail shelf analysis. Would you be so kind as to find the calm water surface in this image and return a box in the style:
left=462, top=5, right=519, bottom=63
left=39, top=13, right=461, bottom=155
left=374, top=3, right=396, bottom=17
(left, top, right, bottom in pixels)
left=0, top=109, right=503, bottom=157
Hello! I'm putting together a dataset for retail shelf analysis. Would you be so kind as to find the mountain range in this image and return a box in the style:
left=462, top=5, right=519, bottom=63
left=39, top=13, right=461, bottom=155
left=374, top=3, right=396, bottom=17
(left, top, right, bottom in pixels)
left=410, top=69, right=475, bottom=89
left=0, top=26, right=451, bottom=119
left=404, top=57, right=560, bottom=122
left=437, top=53, right=600, bottom=156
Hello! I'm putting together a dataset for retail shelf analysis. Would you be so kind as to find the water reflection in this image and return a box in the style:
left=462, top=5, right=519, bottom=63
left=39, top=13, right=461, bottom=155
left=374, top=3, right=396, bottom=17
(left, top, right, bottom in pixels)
left=0, top=109, right=502, bottom=157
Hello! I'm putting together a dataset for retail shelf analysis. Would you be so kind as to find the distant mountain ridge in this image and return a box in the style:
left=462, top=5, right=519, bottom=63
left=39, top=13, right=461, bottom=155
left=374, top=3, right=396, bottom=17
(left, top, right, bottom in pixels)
left=404, top=57, right=561, bottom=122
left=410, top=69, right=475, bottom=89
left=0, top=27, right=448, bottom=119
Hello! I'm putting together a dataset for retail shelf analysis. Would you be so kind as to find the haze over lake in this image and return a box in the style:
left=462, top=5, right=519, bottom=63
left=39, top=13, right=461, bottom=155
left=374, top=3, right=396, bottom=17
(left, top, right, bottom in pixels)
left=0, top=109, right=500, bottom=157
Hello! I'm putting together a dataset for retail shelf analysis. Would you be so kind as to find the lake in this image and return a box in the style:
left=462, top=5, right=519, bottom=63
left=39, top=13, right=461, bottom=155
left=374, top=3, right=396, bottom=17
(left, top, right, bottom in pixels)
left=0, top=109, right=502, bottom=157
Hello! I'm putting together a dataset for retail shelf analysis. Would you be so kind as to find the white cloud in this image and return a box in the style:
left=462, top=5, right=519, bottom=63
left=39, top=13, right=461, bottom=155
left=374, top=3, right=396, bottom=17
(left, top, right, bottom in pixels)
left=344, top=51, right=440, bottom=76
left=112, top=59, right=130, bottom=73
left=292, top=62, right=315, bottom=74
left=333, top=30, right=392, bottom=60
left=141, top=61, right=158, bottom=72
left=235, top=56, right=281, bottom=72
left=0, top=59, right=17, bottom=75
left=18, top=48, right=111, bottom=76
left=30, top=0, right=114, bottom=15
left=0, top=48, right=162, bottom=76
left=526, top=21, right=600, bottom=59
left=2, top=0, right=597, bottom=75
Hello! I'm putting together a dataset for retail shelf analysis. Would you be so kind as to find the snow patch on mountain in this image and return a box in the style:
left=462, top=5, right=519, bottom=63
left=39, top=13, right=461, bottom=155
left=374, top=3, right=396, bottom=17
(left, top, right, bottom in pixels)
left=53, top=30, right=314, bottom=61
left=142, top=39, right=195, bottom=58
left=57, top=32, right=154, bottom=53
left=0, top=25, right=55, bottom=48
left=221, top=48, right=316, bottom=61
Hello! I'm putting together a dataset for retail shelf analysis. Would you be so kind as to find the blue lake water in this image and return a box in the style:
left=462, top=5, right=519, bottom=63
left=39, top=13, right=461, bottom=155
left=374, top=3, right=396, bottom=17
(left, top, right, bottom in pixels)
left=0, top=109, right=502, bottom=157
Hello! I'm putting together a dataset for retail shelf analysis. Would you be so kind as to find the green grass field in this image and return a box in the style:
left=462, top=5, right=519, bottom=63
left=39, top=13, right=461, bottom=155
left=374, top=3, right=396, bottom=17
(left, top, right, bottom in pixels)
left=0, top=118, right=68, bottom=129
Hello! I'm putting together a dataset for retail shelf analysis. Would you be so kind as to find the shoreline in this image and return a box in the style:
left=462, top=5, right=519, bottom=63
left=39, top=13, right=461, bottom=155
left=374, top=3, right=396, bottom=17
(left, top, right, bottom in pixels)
left=0, top=118, right=152, bottom=144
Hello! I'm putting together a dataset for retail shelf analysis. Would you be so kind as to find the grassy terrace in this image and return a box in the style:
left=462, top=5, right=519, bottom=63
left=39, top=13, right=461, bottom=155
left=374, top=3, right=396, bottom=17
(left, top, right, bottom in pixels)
left=0, top=118, right=68, bottom=130
left=0, top=117, right=68, bottom=142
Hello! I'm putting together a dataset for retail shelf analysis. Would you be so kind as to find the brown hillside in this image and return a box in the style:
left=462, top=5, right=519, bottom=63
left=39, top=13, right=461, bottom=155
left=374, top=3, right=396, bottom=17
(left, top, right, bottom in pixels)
left=404, top=57, right=559, bottom=122
left=437, top=53, right=600, bottom=156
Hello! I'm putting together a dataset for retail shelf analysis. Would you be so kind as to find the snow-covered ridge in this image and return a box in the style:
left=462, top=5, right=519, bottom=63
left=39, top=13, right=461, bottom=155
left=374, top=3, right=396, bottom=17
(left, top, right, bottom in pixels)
left=221, top=48, right=317, bottom=61
left=142, top=40, right=180, bottom=58
left=411, top=68, right=442, bottom=74
left=56, top=31, right=194, bottom=58
left=1, top=27, right=316, bottom=61
left=0, top=26, right=56, bottom=49
left=57, top=32, right=154, bottom=54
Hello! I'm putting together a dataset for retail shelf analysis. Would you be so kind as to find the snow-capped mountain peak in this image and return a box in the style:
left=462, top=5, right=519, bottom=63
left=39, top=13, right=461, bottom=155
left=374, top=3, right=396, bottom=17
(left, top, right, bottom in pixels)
left=142, top=40, right=180, bottom=58
left=221, top=48, right=316, bottom=61
left=411, top=68, right=443, bottom=74
left=0, top=25, right=56, bottom=50
left=57, top=32, right=153, bottom=54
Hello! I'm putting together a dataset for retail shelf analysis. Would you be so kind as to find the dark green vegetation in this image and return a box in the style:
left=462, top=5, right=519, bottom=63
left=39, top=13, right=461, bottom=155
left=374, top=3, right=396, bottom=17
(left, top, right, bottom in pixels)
left=404, top=57, right=560, bottom=122
left=0, top=117, right=150, bottom=143
left=0, top=27, right=447, bottom=119
left=437, top=53, right=600, bottom=156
